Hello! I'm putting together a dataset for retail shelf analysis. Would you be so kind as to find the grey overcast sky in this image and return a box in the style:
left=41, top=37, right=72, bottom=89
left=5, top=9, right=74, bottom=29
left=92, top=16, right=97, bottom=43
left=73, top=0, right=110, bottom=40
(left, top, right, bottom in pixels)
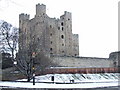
left=0, top=0, right=119, bottom=58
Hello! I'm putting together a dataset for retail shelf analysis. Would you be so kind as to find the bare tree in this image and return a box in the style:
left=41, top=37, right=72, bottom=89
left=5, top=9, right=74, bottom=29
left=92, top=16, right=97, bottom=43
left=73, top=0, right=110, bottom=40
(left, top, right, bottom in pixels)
left=0, top=21, right=18, bottom=59
left=18, top=32, right=54, bottom=82
left=0, top=21, right=55, bottom=82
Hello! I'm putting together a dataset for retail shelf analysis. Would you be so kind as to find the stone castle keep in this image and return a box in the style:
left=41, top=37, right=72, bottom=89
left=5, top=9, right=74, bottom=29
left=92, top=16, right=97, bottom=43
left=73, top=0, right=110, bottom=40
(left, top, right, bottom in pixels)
left=19, top=3, right=79, bottom=57
left=19, top=3, right=118, bottom=68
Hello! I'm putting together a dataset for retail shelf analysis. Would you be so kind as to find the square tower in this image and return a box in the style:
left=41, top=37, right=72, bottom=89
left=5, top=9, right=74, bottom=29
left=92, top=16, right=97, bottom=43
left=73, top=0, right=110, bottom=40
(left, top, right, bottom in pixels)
left=19, top=4, right=79, bottom=58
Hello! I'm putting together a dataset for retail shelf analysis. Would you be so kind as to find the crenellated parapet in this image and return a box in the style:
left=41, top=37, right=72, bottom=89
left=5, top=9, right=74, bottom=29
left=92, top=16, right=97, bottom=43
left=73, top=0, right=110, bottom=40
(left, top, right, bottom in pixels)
left=60, top=11, right=72, bottom=21
left=36, top=3, right=46, bottom=17
left=19, top=13, right=30, bottom=21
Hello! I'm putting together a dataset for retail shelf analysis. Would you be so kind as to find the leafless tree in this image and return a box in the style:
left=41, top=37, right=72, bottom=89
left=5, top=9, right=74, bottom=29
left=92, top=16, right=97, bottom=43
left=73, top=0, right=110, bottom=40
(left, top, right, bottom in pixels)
left=0, top=21, right=55, bottom=82
left=18, top=36, right=53, bottom=81
left=0, top=21, right=18, bottom=59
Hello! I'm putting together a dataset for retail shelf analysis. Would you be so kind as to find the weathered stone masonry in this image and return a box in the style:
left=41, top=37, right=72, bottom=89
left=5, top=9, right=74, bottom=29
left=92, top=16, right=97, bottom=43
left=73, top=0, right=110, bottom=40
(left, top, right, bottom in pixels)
left=18, top=3, right=117, bottom=68
left=19, top=3, right=79, bottom=57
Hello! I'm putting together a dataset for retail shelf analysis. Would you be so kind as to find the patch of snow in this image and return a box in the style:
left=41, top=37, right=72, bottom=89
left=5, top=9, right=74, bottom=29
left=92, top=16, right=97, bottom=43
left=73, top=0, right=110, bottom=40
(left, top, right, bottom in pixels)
left=2, top=73, right=116, bottom=88
left=29, top=73, right=119, bottom=83
left=0, top=81, right=119, bottom=89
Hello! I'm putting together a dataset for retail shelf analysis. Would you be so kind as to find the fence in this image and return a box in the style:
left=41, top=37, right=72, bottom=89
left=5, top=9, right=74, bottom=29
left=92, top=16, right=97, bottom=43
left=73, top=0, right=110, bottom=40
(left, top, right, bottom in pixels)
left=43, top=67, right=118, bottom=74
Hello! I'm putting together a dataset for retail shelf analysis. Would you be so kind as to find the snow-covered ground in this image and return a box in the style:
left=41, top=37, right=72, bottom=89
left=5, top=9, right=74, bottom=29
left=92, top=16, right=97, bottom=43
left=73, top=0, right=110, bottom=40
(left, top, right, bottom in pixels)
left=34, top=73, right=119, bottom=83
left=0, top=73, right=119, bottom=89
left=0, top=81, right=119, bottom=89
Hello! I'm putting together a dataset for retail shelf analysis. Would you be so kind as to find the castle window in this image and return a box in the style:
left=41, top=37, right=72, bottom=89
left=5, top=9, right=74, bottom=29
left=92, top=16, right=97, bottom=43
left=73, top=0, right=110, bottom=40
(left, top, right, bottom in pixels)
left=50, top=33, right=52, bottom=36
left=50, top=48, right=52, bottom=51
left=61, top=22, right=64, bottom=26
left=62, top=51, right=64, bottom=53
left=58, top=27, right=60, bottom=30
left=61, top=35, right=64, bottom=39
left=50, top=25, right=52, bottom=28
left=68, top=18, right=70, bottom=20
left=62, top=27, right=64, bottom=31
left=62, top=44, right=64, bottom=46
left=51, top=41, right=52, bottom=44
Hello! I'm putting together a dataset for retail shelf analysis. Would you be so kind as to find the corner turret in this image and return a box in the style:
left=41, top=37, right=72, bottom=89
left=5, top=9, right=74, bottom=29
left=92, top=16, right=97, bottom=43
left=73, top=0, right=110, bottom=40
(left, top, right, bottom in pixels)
left=19, top=13, right=30, bottom=21
left=60, top=11, right=72, bottom=20
left=36, top=3, right=46, bottom=17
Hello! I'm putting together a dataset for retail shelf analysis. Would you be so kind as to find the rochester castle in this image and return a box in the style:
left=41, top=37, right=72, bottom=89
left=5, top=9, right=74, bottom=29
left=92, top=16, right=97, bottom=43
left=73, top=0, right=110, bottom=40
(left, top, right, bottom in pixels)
left=19, top=3, right=79, bottom=57
left=19, top=3, right=118, bottom=68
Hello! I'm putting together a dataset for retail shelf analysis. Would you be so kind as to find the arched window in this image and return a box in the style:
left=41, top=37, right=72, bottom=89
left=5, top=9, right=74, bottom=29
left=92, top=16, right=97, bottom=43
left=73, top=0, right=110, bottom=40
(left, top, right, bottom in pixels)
left=50, top=25, right=52, bottom=28
left=50, top=33, right=52, bottom=36
left=61, top=35, right=64, bottom=39
left=68, top=18, right=70, bottom=20
left=50, top=48, right=52, bottom=51
left=61, top=22, right=64, bottom=26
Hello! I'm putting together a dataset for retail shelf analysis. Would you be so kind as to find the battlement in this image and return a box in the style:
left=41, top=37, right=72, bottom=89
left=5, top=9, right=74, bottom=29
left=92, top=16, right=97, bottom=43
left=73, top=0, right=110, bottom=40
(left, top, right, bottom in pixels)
left=64, top=11, right=71, bottom=15
left=19, top=13, right=30, bottom=20
left=73, top=34, right=79, bottom=37
left=36, top=3, right=46, bottom=16
left=60, top=11, right=72, bottom=20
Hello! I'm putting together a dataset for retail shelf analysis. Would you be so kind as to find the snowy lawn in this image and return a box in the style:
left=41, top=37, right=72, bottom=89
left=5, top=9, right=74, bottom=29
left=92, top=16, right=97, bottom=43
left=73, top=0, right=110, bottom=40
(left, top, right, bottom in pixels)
left=0, top=81, right=118, bottom=89
left=34, top=73, right=119, bottom=83
left=0, top=73, right=119, bottom=88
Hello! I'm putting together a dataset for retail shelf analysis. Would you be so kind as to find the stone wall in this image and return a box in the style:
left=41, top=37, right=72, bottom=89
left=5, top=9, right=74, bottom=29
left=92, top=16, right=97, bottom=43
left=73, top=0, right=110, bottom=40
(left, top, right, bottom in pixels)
left=109, top=51, right=120, bottom=67
left=51, top=56, right=114, bottom=68
left=72, top=34, right=79, bottom=56
left=19, top=4, right=79, bottom=58
left=18, top=4, right=118, bottom=69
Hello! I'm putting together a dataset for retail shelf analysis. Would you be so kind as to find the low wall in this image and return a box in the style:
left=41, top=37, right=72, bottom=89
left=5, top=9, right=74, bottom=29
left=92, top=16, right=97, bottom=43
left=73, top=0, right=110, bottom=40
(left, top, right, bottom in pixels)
left=51, top=56, right=114, bottom=68
left=44, top=67, right=118, bottom=74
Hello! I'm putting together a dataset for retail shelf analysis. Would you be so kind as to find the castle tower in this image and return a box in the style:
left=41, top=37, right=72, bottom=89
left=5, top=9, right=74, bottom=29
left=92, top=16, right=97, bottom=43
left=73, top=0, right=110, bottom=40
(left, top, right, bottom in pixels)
left=19, top=13, right=30, bottom=51
left=36, top=3, right=46, bottom=17
left=59, top=11, right=73, bottom=56
left=19, top=4, right=79, bottom=58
